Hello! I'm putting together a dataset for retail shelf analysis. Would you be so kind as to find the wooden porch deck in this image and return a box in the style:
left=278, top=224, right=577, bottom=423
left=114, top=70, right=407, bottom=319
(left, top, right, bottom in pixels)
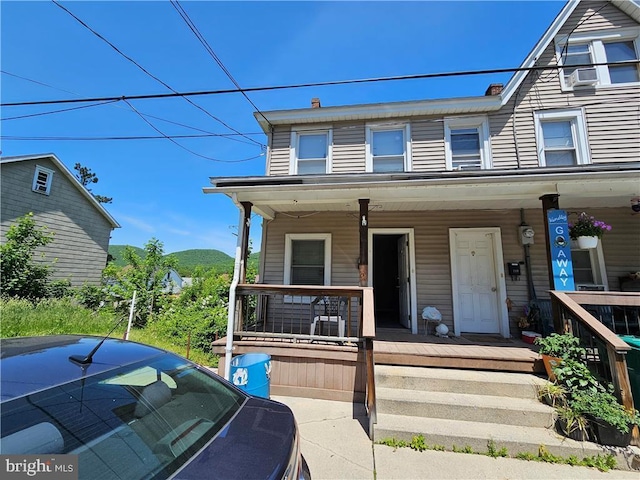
left=212, top=330, right=544, bottom=402
left=374, top=328, right=544, bottom=374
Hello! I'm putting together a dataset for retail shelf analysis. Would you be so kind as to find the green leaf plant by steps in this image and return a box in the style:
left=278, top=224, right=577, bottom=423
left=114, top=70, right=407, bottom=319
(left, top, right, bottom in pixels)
left=534, top=333, right=586, bottom=360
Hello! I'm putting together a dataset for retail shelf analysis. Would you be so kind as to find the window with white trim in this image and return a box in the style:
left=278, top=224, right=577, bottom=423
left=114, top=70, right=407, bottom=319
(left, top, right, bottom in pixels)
left=444, top=116, right=492, bottom=171
left=290, top=129, right=332, bottom=175
left=572, top=243, right=608, bottom=291
left=365, top=124, right=411, bottom=173
left=32, top=165, right=54, bottom=195
left=556, top=28, right=640, bottom=89
left=534, top=110, right=590, bottom=167
left=284, top=234, right=331, bottom=286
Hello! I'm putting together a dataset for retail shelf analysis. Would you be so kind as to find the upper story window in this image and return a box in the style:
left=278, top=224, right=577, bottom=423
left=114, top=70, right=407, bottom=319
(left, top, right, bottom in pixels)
left=444, top=116, right=492, bottom=171
left=32, top=165, right=54, bottom=195
left=289, top=128, right=332, bottom=175
left=534, top=109, right=590, bottom=167
left=556, top=27, right=640, bottom=89
left=365, top=124, right=411, bottom=173
left=284, top=233, right=331, bottom=286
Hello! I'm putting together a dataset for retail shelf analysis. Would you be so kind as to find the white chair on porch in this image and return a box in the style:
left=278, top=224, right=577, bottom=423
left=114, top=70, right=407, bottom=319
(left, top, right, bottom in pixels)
left=310, top=296, right=347, bottom=338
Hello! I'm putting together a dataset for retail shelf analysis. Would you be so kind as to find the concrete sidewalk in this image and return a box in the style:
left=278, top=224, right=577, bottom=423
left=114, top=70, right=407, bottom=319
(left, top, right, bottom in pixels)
left=273, top=396, right=640, bottom=480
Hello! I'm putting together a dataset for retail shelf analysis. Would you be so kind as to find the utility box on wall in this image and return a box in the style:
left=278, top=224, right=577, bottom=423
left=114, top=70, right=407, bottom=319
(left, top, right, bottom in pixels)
left=519, top=226, right=535, bottom=245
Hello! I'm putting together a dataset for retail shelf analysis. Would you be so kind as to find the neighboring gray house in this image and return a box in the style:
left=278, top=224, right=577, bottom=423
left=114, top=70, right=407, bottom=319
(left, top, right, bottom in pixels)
left=1, top=153, right=120, bottom=286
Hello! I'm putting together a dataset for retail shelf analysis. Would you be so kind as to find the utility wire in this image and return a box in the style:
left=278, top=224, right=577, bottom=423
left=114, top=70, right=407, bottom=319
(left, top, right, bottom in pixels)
left=123, top=99, right=261, bottom=163
left=1, top=100, right=119, bottom=121
left=4, top=60, right=638, bottom=108
left=1, top=69, right=253, bottom=138
left=170, top=0, right=273, bottom=130
left=51, top=0, right=262, bottom=148
left=1, top=133, right=262, bottom=141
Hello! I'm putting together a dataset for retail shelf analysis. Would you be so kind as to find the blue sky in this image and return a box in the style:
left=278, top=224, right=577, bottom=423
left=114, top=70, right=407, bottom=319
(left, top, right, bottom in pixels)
left=1, top=0, right=564, bottom=255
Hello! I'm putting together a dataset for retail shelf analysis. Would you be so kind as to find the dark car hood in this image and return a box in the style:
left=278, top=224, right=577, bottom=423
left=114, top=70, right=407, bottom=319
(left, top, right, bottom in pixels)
left=173, top=396, right=296, bottom=480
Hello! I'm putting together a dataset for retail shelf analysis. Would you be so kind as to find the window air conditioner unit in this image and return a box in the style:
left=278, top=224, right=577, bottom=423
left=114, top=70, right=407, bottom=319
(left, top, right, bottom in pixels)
left=568, top=67, right=598, bottom=87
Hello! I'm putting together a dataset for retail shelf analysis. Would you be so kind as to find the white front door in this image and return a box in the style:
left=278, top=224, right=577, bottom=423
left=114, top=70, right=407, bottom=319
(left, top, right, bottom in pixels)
left=451, top=229, right=501, bottom=334
left=397, top=235, right=410, bottom=329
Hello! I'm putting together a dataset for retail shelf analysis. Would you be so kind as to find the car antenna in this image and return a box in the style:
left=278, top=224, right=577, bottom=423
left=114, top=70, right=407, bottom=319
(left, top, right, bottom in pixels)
left=69, top=316, right=128, bottom=366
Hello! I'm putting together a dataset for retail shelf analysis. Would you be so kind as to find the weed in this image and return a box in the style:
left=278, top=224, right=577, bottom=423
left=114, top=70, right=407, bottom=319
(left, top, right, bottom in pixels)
left=486, top=439, right=508, bottom=458
left=409, top=435, right=428, bottom=452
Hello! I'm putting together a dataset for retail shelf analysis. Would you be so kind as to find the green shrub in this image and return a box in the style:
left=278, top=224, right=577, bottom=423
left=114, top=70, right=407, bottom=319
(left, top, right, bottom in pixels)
left=534, top=333, right=585, bottom=361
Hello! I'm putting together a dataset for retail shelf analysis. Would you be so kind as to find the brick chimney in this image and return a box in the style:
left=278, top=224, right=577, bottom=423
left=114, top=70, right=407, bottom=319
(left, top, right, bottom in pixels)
left=484, top=83, right=503, bottom=96
left=311, top=97, right=321, bottom=108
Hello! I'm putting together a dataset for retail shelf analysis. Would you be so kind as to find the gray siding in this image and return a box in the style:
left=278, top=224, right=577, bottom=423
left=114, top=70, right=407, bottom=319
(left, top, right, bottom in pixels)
left=266, top=1, right=639, bottom=176
left=1, top=159, right=114, bottom=286
left=262, top=207, right=639, bottom=335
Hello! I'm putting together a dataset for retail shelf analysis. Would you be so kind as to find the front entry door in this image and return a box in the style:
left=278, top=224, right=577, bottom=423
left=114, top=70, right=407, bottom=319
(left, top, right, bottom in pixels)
left=451, top=230, right=500, bottom=334
left=397, top=235, right=411, bottom=329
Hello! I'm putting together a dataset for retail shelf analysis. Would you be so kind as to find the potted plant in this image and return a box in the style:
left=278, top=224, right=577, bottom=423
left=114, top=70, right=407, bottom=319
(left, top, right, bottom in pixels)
left=555, top=405, right=590, bottom=441
left=534, top=333, right=586, bottom=381
left=570, top=390, right=639, bottom=447
left=536, top=382, right=566, bottom=408
left=568, top=212, right=612, bottom=249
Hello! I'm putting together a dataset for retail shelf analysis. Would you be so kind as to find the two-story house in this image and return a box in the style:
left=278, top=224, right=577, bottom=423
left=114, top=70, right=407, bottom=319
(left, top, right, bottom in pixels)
left=206, top=0, right=640, bottom=403
left=1, top=153, right=120, bottom=286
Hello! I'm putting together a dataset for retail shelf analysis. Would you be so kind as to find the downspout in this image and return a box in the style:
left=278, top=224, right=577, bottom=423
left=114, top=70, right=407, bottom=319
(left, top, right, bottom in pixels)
left=224, top=194, right=245, bottom=380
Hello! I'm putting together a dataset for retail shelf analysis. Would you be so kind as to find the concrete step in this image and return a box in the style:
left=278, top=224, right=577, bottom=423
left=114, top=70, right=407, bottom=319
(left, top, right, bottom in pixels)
left=375, top=365, right=546, bottom=399
left=376, top=387, right=554, bottom=428
left=374, top=413, right=637, bottom=468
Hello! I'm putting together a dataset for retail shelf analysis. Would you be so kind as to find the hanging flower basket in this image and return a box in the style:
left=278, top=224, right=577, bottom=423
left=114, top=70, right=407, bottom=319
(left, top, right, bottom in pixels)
left=569, top=212, right=611, bottom=248
left=577, top=236, right=598, bottom=249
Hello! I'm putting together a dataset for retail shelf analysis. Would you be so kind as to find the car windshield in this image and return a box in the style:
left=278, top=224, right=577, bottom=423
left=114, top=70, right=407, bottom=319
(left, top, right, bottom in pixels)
left=0, top=354, right=245, bottom=479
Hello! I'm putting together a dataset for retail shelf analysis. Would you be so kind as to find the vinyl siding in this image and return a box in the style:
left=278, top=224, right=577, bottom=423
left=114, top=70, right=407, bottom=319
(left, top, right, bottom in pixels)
left=1, top=159, right=114, bottom=286
left=269, top=128, right=292, bottom=175
left=265, top=1, right=639, bottom=176
left=332, top=123, right=366, bottom=173
left=260, top=207, right=639, bottom=336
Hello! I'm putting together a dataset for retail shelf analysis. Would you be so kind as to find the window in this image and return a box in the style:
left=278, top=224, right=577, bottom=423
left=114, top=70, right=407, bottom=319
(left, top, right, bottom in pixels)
left=571, top=243, right=608, bottom=291
left=365, top=124, right=411, bottom=173
left=290, top=129, right=332, bottom=174
left=534, top=110, right=590, bottom=167
left=444, top=116, right=491, bottom=171
left=284, top=234, right=331, bottom=286
left=32, top=165, right=54, bottom=195
left=556, top=28, right=640, bottom=89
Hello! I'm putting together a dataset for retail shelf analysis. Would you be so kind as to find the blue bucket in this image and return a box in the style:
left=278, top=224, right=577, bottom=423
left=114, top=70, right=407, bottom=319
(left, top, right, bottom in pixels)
left=230, top=353, right=271, bottom=399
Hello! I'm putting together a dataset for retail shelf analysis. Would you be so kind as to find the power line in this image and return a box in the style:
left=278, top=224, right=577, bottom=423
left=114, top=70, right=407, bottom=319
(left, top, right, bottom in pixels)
left=1, top=100, right=119, bottom=121
left=1, top=69, right=258, bottom=138
left=123, top=98, right=262, bottom=163
left=1, top=133, right=263, bottom=141
left=51, top=0, right=262, bottom=148
left=170, top=0, right=273, bottom=130
left=4, top=60, right=638, bottom=108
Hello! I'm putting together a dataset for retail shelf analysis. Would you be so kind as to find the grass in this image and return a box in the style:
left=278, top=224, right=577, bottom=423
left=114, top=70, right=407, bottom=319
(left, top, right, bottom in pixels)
left=376, top=437, right=617, bottom=472
left=1, top=298, right=218, bottom=367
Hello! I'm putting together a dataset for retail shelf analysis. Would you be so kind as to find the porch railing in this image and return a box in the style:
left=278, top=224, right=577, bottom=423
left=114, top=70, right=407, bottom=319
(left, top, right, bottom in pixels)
left=550, top=290, right=639, bottom=446
left=233, top=283, right=377, bottom=437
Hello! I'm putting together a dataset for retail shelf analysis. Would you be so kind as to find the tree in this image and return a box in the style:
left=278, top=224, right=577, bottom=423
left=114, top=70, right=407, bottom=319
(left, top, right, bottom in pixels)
left=0, top=213, right=54, bottom=299
left=74, top=163, right=113, bottom=204
left=103, top=238, right=177, bottom=325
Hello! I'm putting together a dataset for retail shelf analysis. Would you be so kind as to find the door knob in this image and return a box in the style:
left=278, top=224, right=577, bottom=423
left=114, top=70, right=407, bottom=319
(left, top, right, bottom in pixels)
left=491, top=287, right=497, bottom=292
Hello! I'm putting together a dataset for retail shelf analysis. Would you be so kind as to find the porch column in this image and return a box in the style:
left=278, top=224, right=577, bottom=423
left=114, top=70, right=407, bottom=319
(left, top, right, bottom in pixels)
left=359, top=199, right=369, bottom=287
left=539, top=194, right=563, bottom=333
left=240, top=202, right=252, bottom=283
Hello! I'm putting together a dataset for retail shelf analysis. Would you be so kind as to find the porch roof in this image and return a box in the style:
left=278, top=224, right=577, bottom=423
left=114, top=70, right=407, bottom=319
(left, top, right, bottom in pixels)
left=204, top=163, right=640, bottom=220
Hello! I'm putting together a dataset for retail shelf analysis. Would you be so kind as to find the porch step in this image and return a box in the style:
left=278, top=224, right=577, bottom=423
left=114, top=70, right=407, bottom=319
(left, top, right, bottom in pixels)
left=374, top=414, right=634, bottom=463
left=373, top=366, right=638, bottom=469
left=376, top=365, right=545, bottom=399
left=376, top=387, right=553, bottom=428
